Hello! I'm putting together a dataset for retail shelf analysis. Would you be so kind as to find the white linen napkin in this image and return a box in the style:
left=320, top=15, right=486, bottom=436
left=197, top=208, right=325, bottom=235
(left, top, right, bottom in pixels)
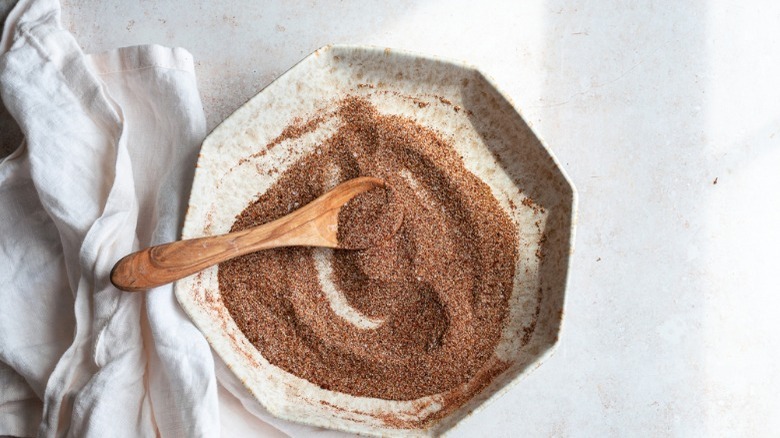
left=0, top=0, right=221, bottom=435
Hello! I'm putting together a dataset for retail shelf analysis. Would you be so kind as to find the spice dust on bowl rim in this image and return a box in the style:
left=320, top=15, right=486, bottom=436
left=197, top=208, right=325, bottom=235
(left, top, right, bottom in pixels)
left=175, top=45, right=577, bottom=436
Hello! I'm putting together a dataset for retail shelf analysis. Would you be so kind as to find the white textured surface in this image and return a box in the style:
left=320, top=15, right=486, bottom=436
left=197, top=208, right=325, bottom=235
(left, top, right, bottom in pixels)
left=60, top=1, right=780, bottom=437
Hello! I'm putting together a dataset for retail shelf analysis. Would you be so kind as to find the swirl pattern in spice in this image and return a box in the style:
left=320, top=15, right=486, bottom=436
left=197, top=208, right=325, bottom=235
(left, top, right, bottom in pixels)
left=219, top=97, right=518, bottom=402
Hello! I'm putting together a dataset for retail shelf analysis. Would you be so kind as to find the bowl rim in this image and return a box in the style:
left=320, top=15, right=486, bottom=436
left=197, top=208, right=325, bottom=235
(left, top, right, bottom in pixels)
left=175, top=43, right=579, bottom=436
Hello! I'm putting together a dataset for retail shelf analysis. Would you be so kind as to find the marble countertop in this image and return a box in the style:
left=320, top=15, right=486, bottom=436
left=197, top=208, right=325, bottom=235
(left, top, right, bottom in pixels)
left=60, top=1, right=780, bottom=436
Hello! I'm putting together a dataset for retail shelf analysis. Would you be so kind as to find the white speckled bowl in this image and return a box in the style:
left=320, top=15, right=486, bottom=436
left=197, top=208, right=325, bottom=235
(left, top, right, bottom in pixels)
left=175, top=45, right=576, bottom=436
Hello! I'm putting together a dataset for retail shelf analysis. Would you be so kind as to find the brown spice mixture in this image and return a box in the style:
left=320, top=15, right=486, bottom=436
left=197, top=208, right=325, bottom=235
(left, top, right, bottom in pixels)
left=219, top=97, right=518, bottom=402
left=337, top=185, right=403, bottom=250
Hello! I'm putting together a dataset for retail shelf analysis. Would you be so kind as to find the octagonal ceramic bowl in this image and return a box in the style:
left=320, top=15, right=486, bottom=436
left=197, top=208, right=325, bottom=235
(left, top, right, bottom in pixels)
left=175, top=45, right=576, bottom=436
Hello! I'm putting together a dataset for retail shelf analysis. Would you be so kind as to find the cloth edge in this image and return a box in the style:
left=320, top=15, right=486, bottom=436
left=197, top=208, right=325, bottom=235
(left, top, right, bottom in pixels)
left=86, top=44, right=195, bottom=76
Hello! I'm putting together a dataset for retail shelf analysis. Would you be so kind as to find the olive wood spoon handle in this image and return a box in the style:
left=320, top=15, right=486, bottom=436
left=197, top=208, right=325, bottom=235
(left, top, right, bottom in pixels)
left=111, top=177, right=385, bottom=292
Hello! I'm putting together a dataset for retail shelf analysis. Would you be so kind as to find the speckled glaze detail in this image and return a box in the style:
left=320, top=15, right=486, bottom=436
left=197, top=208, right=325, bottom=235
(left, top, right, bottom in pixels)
left=175, top=45, right=576, bottom=436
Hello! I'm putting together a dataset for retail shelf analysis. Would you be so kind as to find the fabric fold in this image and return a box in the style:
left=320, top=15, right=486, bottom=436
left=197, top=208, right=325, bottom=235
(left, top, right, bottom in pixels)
left=0, top=0, right=219, bottom=436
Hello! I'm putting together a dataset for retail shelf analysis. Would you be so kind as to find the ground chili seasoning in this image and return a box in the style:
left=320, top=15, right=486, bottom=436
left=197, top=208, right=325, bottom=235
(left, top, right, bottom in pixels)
left=218, top=96, right=518, bottom=403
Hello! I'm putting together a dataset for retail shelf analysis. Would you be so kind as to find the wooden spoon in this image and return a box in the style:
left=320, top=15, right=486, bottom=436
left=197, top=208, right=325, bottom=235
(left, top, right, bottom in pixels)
left=111, top=177, right=395, bottom=292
